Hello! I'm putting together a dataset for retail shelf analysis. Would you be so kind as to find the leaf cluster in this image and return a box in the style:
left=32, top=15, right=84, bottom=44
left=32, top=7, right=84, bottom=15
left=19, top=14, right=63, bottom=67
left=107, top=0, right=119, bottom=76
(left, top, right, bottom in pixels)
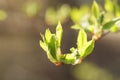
left=40, top=0, right=120, bottom=66
left=40, top=22, right=94, bottom=65
left=71, top=0, right=120, bottom=40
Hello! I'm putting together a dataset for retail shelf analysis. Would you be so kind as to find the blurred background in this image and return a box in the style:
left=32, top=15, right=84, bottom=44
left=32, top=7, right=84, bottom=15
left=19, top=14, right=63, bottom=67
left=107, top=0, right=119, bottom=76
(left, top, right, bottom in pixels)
left=0, top=0, right=120, bottom=80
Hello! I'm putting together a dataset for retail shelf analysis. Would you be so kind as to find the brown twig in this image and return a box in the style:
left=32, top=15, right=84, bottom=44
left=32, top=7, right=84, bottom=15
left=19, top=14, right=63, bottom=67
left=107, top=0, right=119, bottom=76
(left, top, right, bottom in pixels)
left=97, top=31, right=110, bottom=41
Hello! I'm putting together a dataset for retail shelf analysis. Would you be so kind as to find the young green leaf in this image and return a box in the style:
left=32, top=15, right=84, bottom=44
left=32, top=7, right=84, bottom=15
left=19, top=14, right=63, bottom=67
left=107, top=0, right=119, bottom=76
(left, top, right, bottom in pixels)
left=80, top=40, right=94, bottom=58
left=77, top=28, right=87, bottom=49
left=56, top=22, right=63, bottom=47
left=48, top=35, right=57, bottom=60
left=40, top=33, right=45, bottom=41
left=39, top=40, right=47, bottom=52
left=45, top=29, right=52, bottom=44
left=102, top=18, right=120, bottom=30
left=70, top=47, right=76, bottom=53
left=91, top=0, right=100, bottom=18
left=71, top=48, right=79, bottom=57
left=47, top=52, right=58, bottom=63
left=60, top=54, right=76, bottom=64
left=40, top=34, right=57, bottom=63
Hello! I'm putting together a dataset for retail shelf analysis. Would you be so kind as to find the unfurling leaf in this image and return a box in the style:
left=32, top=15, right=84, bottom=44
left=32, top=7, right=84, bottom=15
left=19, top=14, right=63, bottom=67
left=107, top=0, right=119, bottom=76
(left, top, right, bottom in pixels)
left=60, top=54, right=76, bottom=64
left=39, top=22, right=64, bottom=64
left=45, top=29, right=52, bottom=44
left=40, top=33, right=57, bottom=63
left=56, top=21, right=63, bottom=47
left=39, top=40, right=47, bottom=52
left=47, top=52, right=57, bottom=63
left=77, top=28, right=87, bottom=49
left=80, top=40, right=94, bottom=58
left=48, top=35, right=57, bottom=60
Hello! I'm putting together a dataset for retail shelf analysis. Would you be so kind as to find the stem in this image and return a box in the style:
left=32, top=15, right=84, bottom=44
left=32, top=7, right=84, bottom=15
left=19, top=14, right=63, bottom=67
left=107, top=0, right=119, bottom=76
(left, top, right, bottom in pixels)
left=55, top=61, right=63, bottom=66
left=98, top=31, right=110, bottom=41
left=92, top=31, right=110, bottom=41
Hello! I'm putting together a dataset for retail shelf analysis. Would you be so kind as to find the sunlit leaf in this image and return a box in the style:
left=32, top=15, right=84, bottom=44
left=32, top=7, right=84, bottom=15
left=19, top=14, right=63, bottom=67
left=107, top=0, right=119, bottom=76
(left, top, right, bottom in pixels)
left=48, top=35, right=57, bottom=60
left=39, top=40, right=47, bottom=52
left=70, top=48, right=79, bottom=57
left=91, top=0, right=100, bottom=18
left=102, top=18, right=120, bottom=30
left=40, top=33, right=46, bottom=42
left=45, top=29, right=52, bottom=44
left=56, top=22, right=63, bottom=47
left=77, top=28, right=87, bottom=49
left=40, top=36, right=57, bottom=63
left=80, top=40, right=94, bottom=58
left=47, top=52, right=57, bottom=63
left=60, top=54, right=76, bottom=64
